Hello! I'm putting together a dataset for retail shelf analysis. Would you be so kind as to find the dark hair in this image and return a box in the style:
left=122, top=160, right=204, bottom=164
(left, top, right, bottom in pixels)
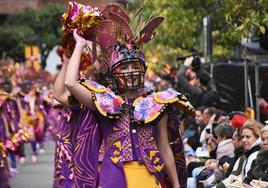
left=214, top=123, right=234, bottom=139
left=197, top=70, right=210, bottom=87
left=2, top=78, right=12, bottom=85
left=160, top=74, right=173, bottom=81
left=235, top=128, right=242, bottom=140
left=192, top=56, right=201, bottom=72
left=196, top=106, right=206, bottom=113
left=205, top=107, right=217, bottom=116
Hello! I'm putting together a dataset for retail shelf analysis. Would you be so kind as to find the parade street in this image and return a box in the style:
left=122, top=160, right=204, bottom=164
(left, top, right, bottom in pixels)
left=10, top=142, right=55, bottom=188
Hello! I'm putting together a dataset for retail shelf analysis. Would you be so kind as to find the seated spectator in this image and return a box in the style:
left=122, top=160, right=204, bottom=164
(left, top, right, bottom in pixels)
left=224, top=128, right=244, bottom=178
left=196, top=122, right=235, bottom=187
left=199, top=107, right=217, bottom=149
left=184, top=106, right=205, bottom=151
left=186, top=107, right=216, bottom=178
left=215, top=120, right=263, bottom=188
left=243, top=126, right=268, bottom=185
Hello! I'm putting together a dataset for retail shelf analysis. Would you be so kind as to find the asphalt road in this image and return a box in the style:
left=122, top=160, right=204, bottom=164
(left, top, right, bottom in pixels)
left=10, top=141, right=55, bottom=188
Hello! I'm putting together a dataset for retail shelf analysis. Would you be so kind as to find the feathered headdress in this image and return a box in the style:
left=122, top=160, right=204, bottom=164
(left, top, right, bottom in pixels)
left=94, top=4, right=164, bottom=69
left=61, top=2, right=164, bottom=70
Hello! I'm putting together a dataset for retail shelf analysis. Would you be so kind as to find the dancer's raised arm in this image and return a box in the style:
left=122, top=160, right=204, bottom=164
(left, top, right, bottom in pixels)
left=53, top=54, right=70, bottom=105
left=65, top=29, right=95, bottom=110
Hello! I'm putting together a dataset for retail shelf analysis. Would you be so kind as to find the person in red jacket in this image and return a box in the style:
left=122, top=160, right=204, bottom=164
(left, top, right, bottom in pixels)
left=257, top=98, right=268, bottom=117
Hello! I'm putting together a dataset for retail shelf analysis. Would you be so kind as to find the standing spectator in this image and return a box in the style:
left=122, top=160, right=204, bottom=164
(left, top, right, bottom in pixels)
left=257, top=97, right=268, bottom=118
left=177, top=57, right=203, bottom=107
left=196, top=70, right=220, bottom=107
left=177, top=57, right=219, bottom=108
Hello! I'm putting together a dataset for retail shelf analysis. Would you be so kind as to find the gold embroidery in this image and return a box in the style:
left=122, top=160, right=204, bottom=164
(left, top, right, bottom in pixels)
left=113, top=141, right=122, bottom=150
left=149, top=150, right=158, bottom=160
left=113, top=150, right=120, bottom=156
left=153, top=164, right=164, bottom=172
left=111, top=156, right=122, bottom=164
left=153, top=157, right=160, bottom=164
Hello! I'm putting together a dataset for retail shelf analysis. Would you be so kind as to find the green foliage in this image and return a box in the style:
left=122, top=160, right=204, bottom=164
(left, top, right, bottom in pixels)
left=127, top=0, right=268, bottom=70
left=1, top=1, right=268, bottom=70
left=0, top=4, right=63, bottom=68
left=224, top=0, right=268, bottom=36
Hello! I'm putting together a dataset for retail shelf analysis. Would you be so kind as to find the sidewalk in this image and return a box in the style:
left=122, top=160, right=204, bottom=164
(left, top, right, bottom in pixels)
left=10, top=141, right=55, bottom=188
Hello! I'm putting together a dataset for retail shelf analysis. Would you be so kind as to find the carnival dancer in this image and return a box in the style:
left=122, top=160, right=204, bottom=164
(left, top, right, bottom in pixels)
left=63, top=3, right=195, bottom=188
left=52, top=48, right=77, bottom=187
left=0, top=120, right=10, bottom=188
left=17, top=80, right=39, bottom=163
left=0, top=80, right=12, bottom=188
left=30, top=86, right=46, bottom=154
left=52, top=43, right=100, bottom=187
left=0, top=79, right=21, bottom=175
left=0, top=76, right=30, bottom=181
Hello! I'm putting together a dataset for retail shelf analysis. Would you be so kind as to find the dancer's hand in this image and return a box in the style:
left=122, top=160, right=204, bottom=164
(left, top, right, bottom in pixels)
left=73, top=29, right=87, bottom=47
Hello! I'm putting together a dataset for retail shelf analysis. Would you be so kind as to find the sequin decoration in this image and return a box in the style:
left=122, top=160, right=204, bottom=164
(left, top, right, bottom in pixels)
left=133, top=94, right=164, bottom=123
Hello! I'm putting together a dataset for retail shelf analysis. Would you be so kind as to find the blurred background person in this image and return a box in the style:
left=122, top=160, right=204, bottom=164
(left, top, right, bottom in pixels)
left=216, top=120, right=263, bottom=188
left=243, top=125, right=268, bottom=186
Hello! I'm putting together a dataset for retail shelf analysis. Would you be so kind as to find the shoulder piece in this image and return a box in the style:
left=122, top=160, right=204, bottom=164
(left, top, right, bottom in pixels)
left=79, top=79, right=126, bottom=118
left=0, top=95, right=8, bottom=107
left=133, top=94, right=166, bottom=124
left=0, top=91, right=15, bottom=107
left=153, top=90, right=195, bottom=116
left=79, top=79, right=107, bottom=93
left=94, top=91, right=124, bottom=119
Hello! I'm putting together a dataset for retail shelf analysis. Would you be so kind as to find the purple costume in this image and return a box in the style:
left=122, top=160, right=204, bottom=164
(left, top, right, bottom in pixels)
left=53, top=104, right=99, bottom=188
left=59, top=3, right=195, bottom=187
left=0, top=93, right=13, bottom=187
left=79, top=79, right=194, bottom=188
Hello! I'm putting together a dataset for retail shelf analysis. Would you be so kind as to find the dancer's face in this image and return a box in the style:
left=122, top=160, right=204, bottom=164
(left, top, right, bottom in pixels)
left=3, top=83, right=12, bottom=93
left=114, top=61, right=143, bottom=89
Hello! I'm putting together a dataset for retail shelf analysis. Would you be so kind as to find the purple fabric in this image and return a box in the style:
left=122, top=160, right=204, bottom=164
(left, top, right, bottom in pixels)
left=0, top=112, right=10, bottom=188
left=72, top=109, right=99, bottom=188
left=53, top=108, right=74, bottom=188
left=99, top=152, right=127, bottom=188
left=53, top=108, right=100, bottom=188
left=0, top=118, right=6, bottom=141
left=0, top=158, right=10, bottom=188
left=164, top=109, right=187, bottom=188
left=18, top=94, right=28, bottom=109
left=1, top=99, right=20, bottom=133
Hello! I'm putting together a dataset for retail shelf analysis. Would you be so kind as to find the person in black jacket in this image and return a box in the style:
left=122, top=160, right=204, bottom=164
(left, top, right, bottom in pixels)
left=177, top=57, right=219, bottom=108
left=243, top=126, right=268, bottom=185
left=177, top=57, right=203, bottom=107
left=225, top=128, right=244, bottom=178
